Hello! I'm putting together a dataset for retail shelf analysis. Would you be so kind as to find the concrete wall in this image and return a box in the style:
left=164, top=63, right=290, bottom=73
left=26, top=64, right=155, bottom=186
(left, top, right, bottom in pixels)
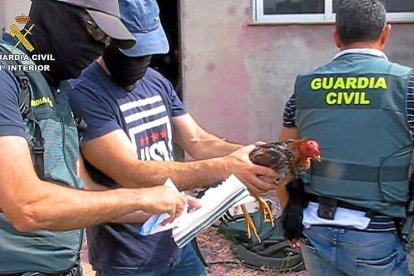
left=1, top=0, right=412, bottom=145
left=180, top=0, right=414, bottom=144
left=0, top=0, right=31, bottom=32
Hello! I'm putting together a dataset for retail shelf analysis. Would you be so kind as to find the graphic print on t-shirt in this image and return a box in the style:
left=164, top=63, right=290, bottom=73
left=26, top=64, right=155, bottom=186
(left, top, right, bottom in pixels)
left=119, top=95, right=173, bottom=161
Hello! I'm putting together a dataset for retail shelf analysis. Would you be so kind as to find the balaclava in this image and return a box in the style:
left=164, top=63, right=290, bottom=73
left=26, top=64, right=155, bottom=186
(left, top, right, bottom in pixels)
left=103, top=43, right=152, bottom=91
left=27, top=0, right=106, bottom=87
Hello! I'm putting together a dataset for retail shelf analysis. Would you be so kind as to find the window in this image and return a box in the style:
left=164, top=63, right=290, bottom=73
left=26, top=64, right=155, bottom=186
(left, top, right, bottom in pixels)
left=254, top=0, right=414, bottom=24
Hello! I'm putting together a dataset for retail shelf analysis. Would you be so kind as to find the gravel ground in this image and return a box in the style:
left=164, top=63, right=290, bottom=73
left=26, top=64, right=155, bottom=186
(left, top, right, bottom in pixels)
left=80, top=193, right=307, bottom=276
left=80, top=226, right=308, bottom=276
left=81, top=225, right=414, bottom=276
left=80, top=193, right=414, bottom=275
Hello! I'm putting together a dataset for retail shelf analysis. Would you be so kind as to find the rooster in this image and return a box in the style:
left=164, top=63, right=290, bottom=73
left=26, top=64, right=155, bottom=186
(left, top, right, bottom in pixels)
left=241, top=139, right=320, bottom=242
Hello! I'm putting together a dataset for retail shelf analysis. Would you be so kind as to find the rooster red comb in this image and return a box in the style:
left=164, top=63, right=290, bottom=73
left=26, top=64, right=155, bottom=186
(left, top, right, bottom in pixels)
left=299, top=139, right=321, bottom=161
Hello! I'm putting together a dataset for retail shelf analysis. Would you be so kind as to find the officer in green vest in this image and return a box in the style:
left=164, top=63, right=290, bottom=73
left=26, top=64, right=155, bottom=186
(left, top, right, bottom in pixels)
left=280, top=0, right=414, bottom=275
left=0, top=0, right=193, bottom=275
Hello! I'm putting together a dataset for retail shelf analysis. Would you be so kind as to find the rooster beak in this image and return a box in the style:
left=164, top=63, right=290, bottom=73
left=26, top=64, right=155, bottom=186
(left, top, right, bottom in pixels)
left=313, top=155, right=321, bottom=162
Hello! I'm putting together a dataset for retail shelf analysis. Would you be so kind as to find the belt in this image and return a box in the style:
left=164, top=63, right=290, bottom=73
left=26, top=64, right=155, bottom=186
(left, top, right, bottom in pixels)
left=305, top=194, right=396, bottom=231
left=306, top=194, right=381, bottom=218
left=0, top=273, right=71, bottom=276
left=0, top=266, right=80, bottom=276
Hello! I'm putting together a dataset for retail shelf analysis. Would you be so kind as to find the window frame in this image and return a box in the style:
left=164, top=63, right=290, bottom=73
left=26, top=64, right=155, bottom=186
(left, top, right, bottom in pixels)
left=253, top=0, right=414, bottom=24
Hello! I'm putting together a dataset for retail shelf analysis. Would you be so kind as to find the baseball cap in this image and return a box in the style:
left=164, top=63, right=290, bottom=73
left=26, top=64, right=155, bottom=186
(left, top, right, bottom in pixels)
left=118, top=0, right=169, bottom=57
left=54, top=0, right=136, bottom=49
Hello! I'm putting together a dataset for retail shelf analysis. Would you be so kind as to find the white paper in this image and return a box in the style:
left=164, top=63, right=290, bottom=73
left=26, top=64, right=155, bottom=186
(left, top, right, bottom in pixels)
left=140, top=179, right=180, bottom=235
left=140, top=175, right=251, bottom=249
left=173, top=174, right=250, bottom=247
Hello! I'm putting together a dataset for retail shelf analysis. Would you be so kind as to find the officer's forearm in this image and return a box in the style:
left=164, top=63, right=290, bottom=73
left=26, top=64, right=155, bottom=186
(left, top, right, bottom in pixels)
left=79, top=159, right=152, bottom=224
left=4, top=182, right=157, bottom=232
left=0, top=137, right=168, bottom=231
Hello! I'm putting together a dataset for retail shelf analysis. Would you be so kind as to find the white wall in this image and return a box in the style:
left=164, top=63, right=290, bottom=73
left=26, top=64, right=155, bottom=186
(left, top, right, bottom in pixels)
left=181, top=0, right=414, bottom=144
left=0, top=0, right=31, bottom=33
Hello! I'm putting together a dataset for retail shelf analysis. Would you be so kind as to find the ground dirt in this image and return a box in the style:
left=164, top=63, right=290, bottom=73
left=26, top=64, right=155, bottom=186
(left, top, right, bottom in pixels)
left=81, top=224, right=414, bottom=276
left=80, top=226, right=308, bottom=276
left=80, top=193, right=414, bottom=275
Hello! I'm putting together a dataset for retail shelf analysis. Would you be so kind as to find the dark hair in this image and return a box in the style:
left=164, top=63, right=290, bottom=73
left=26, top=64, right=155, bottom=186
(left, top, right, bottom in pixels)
left=336, top=0, right=386, bottom=45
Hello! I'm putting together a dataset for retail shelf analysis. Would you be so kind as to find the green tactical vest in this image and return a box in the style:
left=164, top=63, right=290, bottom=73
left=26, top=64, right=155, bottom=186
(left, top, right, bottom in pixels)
left=295, top=53, right=413, bottom=218
left=0, top=43, right=83, bottom=273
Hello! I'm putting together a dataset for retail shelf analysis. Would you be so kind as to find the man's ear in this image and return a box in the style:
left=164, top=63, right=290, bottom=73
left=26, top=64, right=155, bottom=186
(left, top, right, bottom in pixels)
left=333, top=30, right=342, bottom=49
left=379, top=24, right=392, bottom=50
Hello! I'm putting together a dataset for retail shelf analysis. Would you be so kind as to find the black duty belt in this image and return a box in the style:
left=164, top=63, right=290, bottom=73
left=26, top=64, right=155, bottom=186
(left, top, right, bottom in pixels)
left=305, top=194, right=396, bottom=231
left=0, top=266, right=81, bottom=276
left=306, top=194, right=381, bottom=219
left=1, top=273, right=68, bottom=276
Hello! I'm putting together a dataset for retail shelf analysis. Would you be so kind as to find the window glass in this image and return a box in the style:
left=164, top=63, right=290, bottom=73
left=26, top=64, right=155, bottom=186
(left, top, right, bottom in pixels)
left=256, top=0, right=414, bottom=23
left=264, top=0, right=324, bottom=15
left=384, top=0, right=414, bottom=13
left=333, top=0, right=414, bottom=13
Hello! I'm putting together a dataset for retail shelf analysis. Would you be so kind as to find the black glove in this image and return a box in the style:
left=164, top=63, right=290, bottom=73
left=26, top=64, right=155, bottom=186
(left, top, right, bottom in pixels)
left=281, top=178, right=309, bottom=241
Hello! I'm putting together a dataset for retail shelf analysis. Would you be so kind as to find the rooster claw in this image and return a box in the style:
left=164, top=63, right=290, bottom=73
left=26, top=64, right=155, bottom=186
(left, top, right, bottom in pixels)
left=256, top=197, right=275, bottom=227
left=241, top=205, right=261, bottom=243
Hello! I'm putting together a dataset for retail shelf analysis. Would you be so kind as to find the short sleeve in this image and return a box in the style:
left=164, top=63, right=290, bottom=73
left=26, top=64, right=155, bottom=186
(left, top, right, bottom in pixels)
left=170, top=90, right=186, bottom=118
left=148, top=69, right=186, bottom=118
left=69, top=81, right=121, bottom=142
left=283, top=94, right=296, bottom=128
left=0, top=69, right=26, bottom=137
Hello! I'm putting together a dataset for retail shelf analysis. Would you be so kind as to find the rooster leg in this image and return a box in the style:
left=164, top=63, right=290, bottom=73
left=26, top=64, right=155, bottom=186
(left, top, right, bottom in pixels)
left=241, top=204, right=261, bottom=243
left=254, top=195, right=275, bottom=227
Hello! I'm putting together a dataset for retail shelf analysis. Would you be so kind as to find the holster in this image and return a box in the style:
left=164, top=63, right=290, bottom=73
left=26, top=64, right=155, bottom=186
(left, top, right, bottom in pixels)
left=317, top=197, right=337, bottom=220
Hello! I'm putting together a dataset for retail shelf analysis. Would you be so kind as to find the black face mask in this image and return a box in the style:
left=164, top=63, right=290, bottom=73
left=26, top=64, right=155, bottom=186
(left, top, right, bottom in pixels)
left=103, top=44, right=152, bottom=91
left=27, top=0, right=106, bottom=87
